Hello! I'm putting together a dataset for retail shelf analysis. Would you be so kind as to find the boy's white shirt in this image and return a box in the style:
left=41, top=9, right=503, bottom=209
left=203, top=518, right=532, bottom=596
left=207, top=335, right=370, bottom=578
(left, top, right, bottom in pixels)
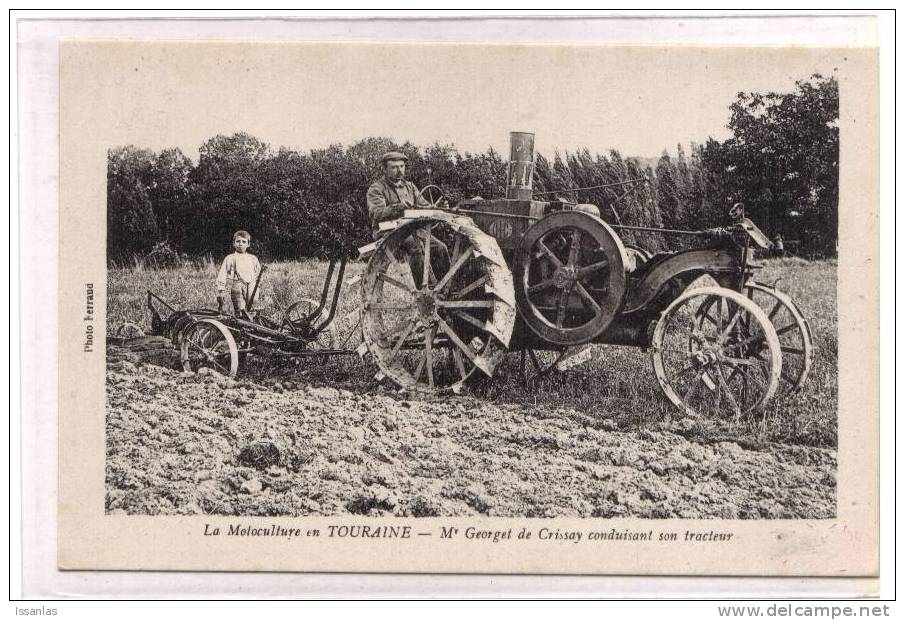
left=216, top=252, right=261, bottom=292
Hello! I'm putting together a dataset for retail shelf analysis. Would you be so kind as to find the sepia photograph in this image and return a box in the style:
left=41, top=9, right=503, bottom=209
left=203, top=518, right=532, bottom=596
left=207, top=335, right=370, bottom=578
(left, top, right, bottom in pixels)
left=99, top=41, right=841, bottom=522
left=42, top=21, right=881, bottom=576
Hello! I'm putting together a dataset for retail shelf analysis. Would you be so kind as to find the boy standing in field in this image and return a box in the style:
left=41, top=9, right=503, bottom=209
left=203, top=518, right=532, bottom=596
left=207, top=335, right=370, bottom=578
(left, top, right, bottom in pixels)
left=216, top=230, right=262, bottom=316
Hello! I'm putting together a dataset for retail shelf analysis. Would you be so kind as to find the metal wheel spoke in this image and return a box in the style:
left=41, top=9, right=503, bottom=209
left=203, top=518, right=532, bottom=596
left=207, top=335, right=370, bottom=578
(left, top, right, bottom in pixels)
left=574, top=282, right=602, bottom=315
left=422, top=226, right=433, bottom=286
left=379, top=319, right=413, bottom=342
left=768, top=300, right=783, bottom=321
left=738, top=365, right=768, bottom=389
left=716, top=366, right=742, bottom=416
left=555, top=288, right=570, bottom=327
left=576, top=259, right=609, bottom=279
left=452, top=309, right=486, bottom=330
left=186, top=339, right=207, bottom=356
left=412, top=352, right=426, bottom=382
left=720, top=303, right=744, bottom=339
left=700, top=308, right=719, bottom=327
left=438, top=300, right=496, bottom=309
left=720, top=298, right=747, bottom=338
left=780, top=346, right=805, bottom=355
left=378, top=272, right=415, bottom=294
left=449, top=234, right=463, bottom=267
left=680, top=368, right=706, bottom=400
left=435, top=247, right=474, bottom=292
left=436, top=317, right=478, bottom=363
left=424, top=325, right=437, bottom=388
left=451, top=274, right=489, bottom=300
left=536, top=240, right=564, bottom=269
left=723, top=356, right=758, bottom=367
left=774, top=323, right=800, bottom=337
left=734, top=333, right=766, bottom=349
left=369, top=302, right=413, bottom=311
left=528, top=277, right=556, bottom=295
left=388, top=320, right=417, bottom=361
left=210, top=358, right=230, bottom=375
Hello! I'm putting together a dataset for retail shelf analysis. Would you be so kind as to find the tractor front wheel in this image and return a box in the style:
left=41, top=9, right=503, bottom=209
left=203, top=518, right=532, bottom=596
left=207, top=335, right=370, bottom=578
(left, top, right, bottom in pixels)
left=651, top=287, right=782, bottom=427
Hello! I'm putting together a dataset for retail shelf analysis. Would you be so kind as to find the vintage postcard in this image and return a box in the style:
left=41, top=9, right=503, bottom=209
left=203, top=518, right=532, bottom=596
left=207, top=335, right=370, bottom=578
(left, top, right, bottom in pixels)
left=56, top=35, right=879, bottom=576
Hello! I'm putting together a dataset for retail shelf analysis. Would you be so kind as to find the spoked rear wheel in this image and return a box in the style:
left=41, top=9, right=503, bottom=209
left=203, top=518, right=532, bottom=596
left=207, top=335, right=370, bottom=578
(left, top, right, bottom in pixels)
left=361, top=213, right=515, bottom=393
left=652, top=287, right=782, bottom=424
left=180, top=318, right=239, bottom=378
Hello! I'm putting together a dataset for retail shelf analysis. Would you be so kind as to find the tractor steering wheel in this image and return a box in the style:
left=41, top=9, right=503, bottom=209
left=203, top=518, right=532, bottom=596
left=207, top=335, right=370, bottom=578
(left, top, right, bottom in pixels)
left=418, top=185, right=446, bottom=209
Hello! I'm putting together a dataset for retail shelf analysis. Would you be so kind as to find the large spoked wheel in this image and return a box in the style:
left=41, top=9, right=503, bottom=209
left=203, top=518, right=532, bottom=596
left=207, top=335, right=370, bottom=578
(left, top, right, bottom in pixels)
left=515, top=210, right=628, bottom=346
left=361, top=212, right=515, bottom=393
left=652, top=287, right=782, bottom=422
left=283, top=297, right=339, bottom=350
left=743, top=282, right=813, bottom=396
left=180, top=318, right=239, bottom=378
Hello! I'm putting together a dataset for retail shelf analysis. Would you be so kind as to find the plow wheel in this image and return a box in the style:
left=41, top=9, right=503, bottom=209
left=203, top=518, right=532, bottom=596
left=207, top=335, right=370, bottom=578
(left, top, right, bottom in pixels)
left=742, top=282, right=813, bottom=396
left=361, top=211, right=515, bottom=393
left=115, top=322, right=145, bottom=339
left=515, top=210, right=628, bottom=346
left=651, top=287, right=781, bottom=425
left=283, top=297, right=339, bottom=350
left=180, top=318, right=239, bottom=378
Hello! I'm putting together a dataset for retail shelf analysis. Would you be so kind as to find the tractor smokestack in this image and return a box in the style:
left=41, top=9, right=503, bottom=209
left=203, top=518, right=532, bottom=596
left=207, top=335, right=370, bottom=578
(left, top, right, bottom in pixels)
left=507, top=131, right=535, bottom=200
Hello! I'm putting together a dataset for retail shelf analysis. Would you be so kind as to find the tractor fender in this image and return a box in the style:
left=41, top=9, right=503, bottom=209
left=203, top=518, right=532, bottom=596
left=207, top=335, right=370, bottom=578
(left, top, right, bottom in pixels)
left=622, top=249, right=740, bottom=314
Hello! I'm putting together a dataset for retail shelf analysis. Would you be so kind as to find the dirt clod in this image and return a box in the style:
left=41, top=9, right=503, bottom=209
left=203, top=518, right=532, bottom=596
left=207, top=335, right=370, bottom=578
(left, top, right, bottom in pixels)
left=240, top=478, right=263, bottom=494
left=238, top=441, right=282, bottom=470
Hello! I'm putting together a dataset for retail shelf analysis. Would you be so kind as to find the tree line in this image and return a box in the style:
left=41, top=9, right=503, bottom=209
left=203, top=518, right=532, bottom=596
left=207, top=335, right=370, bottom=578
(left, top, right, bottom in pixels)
left=108, top=75, right=838, bottom=264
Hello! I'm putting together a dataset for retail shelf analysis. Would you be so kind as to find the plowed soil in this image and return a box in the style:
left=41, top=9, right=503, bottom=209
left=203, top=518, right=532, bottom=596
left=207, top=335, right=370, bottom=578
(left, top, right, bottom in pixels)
left=105, top=346, right=836, bottom=519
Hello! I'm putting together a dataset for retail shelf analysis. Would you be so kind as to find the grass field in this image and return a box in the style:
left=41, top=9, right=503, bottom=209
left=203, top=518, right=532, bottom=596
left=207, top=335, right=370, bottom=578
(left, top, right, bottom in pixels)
left=107, top=256, right=838, bottom=448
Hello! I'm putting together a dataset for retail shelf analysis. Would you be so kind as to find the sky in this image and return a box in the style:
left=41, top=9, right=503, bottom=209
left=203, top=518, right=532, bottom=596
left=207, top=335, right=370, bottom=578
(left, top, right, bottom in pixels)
left=77, top=41, right=847, bottom=160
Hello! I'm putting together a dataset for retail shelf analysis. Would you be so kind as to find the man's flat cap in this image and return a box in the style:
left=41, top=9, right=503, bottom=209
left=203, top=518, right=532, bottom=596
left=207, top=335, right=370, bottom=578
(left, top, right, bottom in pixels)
left=380, top=151, right=409, bottom=164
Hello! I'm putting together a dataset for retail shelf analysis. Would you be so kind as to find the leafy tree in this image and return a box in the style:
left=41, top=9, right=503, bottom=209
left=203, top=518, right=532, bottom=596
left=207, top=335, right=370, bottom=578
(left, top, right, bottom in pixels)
left=149, top=148, right=193, bottom=248
left=187, top=132, right=273, bottom=257
left=107, top=146, right=159, bottom=261
left=701, top=74, right=839, bottom=256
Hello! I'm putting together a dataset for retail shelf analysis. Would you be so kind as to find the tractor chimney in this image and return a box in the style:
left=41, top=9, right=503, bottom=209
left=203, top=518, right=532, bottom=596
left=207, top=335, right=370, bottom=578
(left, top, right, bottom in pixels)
left=507, top=131, right=535, bottom=200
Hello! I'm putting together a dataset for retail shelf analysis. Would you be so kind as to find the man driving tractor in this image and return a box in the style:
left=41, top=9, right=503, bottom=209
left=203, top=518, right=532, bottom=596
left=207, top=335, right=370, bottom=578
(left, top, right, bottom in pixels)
left=366, top=151, right=450, bottom=288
